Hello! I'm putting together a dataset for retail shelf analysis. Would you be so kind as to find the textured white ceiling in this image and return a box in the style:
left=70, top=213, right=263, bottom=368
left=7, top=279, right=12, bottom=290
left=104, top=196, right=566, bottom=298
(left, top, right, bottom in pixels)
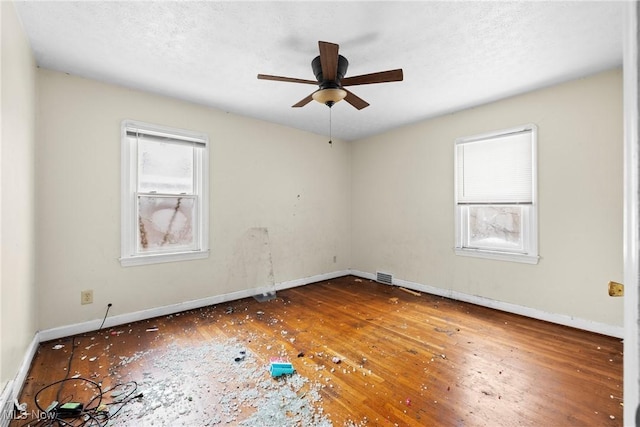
left=15, top=1, right=624, bottom=141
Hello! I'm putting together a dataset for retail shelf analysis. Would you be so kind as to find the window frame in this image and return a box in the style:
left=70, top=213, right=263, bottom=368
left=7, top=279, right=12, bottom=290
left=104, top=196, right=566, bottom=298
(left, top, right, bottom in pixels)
left=120, top=120, right=209, bottom=267
left=454, top=124, right=539, bottom=264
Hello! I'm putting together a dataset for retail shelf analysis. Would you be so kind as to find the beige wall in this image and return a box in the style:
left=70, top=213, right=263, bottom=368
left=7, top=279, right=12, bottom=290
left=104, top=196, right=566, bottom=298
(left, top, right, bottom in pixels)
left=1, top=1, right=37, bottom=386
left=351, top=69, right=623, bottom=327
left=36, top=69, right=351, bottom=330
left=36, top=68, right=624, bottom=331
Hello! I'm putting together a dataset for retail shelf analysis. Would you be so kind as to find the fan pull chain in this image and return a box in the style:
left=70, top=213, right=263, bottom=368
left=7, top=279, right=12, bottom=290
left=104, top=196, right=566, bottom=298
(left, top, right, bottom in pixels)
left=328, top=106, right=333, bottom=146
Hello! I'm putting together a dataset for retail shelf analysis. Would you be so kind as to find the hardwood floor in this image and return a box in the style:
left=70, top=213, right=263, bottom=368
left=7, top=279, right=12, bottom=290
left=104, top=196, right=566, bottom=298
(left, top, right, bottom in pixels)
left=12, top=276, right=623, bottom=426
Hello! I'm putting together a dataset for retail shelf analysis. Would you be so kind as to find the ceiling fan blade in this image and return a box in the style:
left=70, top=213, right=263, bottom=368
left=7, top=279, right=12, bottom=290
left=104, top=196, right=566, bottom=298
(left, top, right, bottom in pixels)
left=257, top=74, right=318, bottom=85
left=318, top=41, right=339, bottom=81
left=341, top=69, right=404, bottom=86
left=292, top=93, right=315, bottom=108
left=344, top=89, right=369, bottom=110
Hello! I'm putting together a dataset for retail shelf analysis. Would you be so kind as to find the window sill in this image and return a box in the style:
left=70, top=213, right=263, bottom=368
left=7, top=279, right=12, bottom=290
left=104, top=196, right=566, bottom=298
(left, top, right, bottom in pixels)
left=120, top=250, right=209, bottom=267
left=454, top=248, right=539, bottom=264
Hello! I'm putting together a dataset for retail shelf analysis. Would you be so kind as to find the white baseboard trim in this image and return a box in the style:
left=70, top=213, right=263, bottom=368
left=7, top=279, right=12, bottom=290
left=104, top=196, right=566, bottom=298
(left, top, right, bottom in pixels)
left=39, top=270, right=350, bottom=342
left=0, top=381, right=14, bottom=427
left=0, top=334, right=39, bottom=427
left=275, top=270, right=348, bottom=291
left=349, top=269, right=624, bottom=338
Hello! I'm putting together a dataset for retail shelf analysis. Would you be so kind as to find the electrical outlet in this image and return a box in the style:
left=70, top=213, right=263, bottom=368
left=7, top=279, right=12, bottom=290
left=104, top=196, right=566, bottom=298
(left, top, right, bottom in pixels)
left=81, top=290, right=93, bottom=305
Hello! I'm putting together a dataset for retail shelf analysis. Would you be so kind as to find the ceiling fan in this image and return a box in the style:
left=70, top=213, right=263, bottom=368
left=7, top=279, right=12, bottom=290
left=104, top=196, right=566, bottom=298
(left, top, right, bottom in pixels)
left=257, top=41, right=403, bottom=110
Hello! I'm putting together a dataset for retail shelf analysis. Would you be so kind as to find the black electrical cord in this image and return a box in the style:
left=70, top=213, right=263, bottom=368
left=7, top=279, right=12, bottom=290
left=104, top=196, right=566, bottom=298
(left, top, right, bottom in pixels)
left=19, top=377, right=141, bottom=427
left=33, top=376, right=102, bottom=417
left=17, top=322, right=142, bottom=427
left=98, top=303, right=112, bottom=331
left=99, top=382, right=142, bottom=419
left=55, top=336, right=77, bottom=404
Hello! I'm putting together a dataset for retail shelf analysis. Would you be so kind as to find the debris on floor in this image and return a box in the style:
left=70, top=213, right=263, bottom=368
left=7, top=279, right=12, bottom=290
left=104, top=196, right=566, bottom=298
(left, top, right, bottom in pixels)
left=109, top=339, right=329, bottom=426
left=399, top=287, right=421, bottom=297
left=14, top=399, right=27, bottom=416
left=270, top=357, right=295, bottom=377
left=253, top=291, right=277, bottom=302
left=52, top=344, right=64, bottom=350
left=235, top=350, right=247, bottom=362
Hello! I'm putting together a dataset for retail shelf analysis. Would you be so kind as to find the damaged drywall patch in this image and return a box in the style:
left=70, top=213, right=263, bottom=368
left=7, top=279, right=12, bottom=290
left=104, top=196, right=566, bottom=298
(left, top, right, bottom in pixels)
left=228, top=227, right=276, bottom=293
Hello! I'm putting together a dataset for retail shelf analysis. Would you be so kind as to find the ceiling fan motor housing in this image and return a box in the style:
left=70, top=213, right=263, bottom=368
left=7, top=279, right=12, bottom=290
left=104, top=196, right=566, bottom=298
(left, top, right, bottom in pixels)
left=312, top=54, right=349, bottom=89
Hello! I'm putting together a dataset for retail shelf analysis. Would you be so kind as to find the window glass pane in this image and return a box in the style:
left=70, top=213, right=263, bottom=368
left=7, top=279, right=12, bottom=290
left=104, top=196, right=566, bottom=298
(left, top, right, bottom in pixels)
left=137, top=138, right=194, bottom=194
left=138, top=196, right=196, bottom=252
left=467, top=205, right=523, bottom=251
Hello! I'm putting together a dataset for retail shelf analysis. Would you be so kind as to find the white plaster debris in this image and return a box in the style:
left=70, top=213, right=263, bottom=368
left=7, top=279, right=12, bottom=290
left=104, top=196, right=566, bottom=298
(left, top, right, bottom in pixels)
left=52, top=344, right=64, bottom=350
left=108, top=338, right=334, bottom=426
left=344, top=417, right=369, bottom=426
left=118, top=350, right=151, bottom=367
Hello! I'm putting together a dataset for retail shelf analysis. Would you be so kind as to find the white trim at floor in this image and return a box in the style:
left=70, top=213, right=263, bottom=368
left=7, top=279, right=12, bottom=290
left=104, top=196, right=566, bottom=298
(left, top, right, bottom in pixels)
left=349, top=269, right=624, bottom=339
left=1, top=335, right=38, bottom=427
left=39, top=270, right=349, bottom=342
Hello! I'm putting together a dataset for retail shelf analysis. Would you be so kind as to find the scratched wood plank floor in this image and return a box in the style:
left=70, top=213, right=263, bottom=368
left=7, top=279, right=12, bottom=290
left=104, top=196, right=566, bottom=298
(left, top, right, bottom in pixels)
left=13, top=276, right=623, bottom=426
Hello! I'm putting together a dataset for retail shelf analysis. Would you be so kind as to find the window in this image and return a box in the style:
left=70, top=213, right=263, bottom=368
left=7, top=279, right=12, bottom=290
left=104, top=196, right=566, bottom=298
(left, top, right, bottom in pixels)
left=454, top=124, right=538, bottom=264
left=120, top=120, right=209, bottom=266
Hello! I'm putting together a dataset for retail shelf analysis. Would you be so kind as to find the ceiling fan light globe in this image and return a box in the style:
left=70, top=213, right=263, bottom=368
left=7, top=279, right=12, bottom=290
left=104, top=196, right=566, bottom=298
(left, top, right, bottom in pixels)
left=312, top=88, right=347, bottom=106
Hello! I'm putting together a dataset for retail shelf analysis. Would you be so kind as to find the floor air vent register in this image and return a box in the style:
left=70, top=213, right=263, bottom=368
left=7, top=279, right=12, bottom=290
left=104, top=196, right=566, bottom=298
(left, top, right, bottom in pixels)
left=376, top=272, right=393, bottom=285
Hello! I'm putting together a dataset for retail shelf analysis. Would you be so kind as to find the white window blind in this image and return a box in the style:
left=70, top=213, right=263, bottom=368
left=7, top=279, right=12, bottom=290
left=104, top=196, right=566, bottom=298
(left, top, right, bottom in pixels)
left=456, top=130, right=533, bottom=204
left=128, top=130, right=203, bottom=195
left=454, top=124, right=538, bottom=264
